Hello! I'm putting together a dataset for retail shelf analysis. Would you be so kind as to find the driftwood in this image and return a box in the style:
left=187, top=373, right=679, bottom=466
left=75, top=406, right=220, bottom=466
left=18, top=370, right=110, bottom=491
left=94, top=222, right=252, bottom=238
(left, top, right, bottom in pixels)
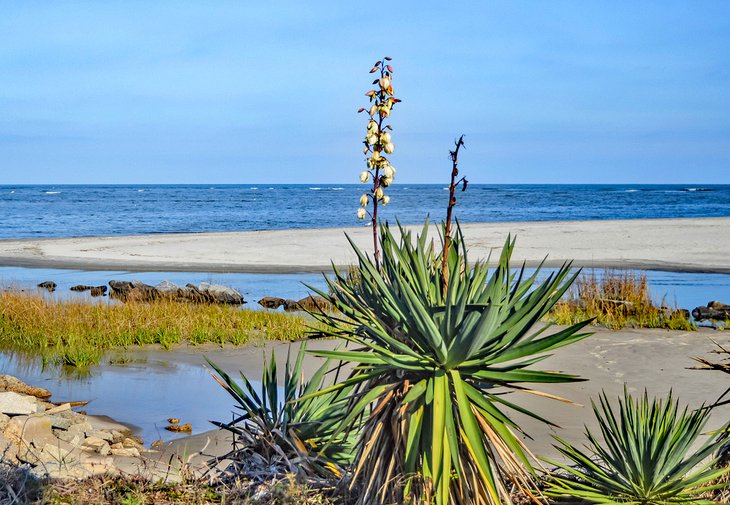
left=692, top=300, right=730, bottom=321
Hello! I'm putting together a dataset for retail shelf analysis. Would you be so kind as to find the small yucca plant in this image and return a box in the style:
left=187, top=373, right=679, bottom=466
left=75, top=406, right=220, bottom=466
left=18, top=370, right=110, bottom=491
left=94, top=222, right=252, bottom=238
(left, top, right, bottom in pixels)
left=544, top=388, right=730, bottom=504
left=206, top=344, right=355, bottom=478
left=306, top=222, right=592, bottom=505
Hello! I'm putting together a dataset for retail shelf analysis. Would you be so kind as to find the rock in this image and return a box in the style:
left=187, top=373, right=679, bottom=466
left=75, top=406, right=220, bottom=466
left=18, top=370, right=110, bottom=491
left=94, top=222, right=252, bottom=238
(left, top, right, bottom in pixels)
left=0, top=391, right=39, bottom=415
left=258, top=296, right=287, bottom=309
left=167, top=418, right=180, bottom=424
left=90, top=286, right=107, bottom=297
left=0, top=413, right=9, bottom=431
left=37, top=281, right=57, bottom=292
left=55, top=429, right=84, bottom=445
left=0, top=375, right=52, bottom=399
left=83, top=436, right=111, bottom=456
left=70, top=285, right=94, bottom=292
left=197, top=282, right=244, bottom=305
left=164, top=423, right=192, bottom=433
left=692, top=304, right=730, bottom=321
left=5, top=414, right=55, bottom=449
left=44, top=403, right=71, bottom=415
left=49, top=414, right=73, bottom=431
left=110, top=447, right=140, bottom=458
left=108, top=280, right=159, bottom=303
left=89, top=430, right=114, bottom=443
left=708, top=300, right=730, bottom=310
left=0, top=432, right=18, bottom=463
left=122, top=436, right=143, bottom=449
left=156, top=280, right=181, bottom=294
left=292, top=295, right=330, bottom=312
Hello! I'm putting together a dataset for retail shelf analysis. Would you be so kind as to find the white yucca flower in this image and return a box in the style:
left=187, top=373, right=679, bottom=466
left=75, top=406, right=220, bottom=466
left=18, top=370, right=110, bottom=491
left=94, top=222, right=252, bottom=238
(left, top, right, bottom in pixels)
left=357, top=207, right=367, bottom=220
left=384, top=142, right=395, bottom=154
left=374, top=187, right=384, bottom=200
left=382, top=195, right=390, bottom=205
left=359, top=193, right=369, bottom=207
left=359, top=170, right=371, bottom=183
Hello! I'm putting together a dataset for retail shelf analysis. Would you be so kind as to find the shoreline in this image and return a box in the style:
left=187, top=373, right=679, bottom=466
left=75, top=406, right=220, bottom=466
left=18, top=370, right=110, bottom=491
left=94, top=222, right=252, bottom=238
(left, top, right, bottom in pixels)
left=0, top=216, right=728, bottom=274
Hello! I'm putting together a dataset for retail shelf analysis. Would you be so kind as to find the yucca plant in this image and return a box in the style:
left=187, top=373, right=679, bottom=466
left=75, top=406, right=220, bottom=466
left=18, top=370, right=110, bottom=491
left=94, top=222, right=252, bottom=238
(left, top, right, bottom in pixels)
left=544, top=388, right=730, bottom=504
left=206, top=343, right=355, bottom=478
left=305, top=221, right=593, bottom=504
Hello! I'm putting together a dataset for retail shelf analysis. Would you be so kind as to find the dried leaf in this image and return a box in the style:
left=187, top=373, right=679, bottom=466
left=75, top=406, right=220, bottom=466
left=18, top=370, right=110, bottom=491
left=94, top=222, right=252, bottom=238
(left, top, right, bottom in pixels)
left=384, top=56, right=392, bottom=61
left=386, top=65, right=393, bottom=72
left=369, top=67, right=378, bottom=73
left=357, top=108, right=365, bottom=113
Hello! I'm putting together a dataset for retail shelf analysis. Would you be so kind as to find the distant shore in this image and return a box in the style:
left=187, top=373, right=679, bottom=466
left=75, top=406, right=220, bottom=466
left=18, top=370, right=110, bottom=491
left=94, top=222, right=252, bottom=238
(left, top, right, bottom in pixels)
left=0, top=217, right=728, bottom=274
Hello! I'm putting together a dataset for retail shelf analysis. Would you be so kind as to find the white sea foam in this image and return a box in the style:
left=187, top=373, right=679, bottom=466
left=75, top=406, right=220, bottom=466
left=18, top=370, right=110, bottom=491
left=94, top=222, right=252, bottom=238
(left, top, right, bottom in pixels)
left=45, top=191, right=61, bottom=194
left=625, top=189, right=639, bottom=193
left=309, top=187, right=345, bottom=190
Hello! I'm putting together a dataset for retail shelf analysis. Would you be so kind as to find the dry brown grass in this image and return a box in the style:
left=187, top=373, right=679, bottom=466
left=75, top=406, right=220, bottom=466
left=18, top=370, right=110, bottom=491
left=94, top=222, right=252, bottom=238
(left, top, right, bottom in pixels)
left=0, top=291, right=322, bottom=368
left=548, top=270, right=694, bottom=331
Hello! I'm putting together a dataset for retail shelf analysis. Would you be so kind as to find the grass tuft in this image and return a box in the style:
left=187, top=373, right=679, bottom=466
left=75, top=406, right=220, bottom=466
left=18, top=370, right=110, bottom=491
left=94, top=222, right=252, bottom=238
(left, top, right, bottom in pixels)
left=0, top=291, right=320, bottom=367
left=548, top=270, right=694, bottom=330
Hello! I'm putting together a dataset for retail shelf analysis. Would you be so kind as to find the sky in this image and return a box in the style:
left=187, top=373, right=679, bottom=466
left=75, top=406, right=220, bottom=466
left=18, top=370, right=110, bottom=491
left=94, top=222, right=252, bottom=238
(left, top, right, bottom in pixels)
left=1, top=1, right=729, bottom=184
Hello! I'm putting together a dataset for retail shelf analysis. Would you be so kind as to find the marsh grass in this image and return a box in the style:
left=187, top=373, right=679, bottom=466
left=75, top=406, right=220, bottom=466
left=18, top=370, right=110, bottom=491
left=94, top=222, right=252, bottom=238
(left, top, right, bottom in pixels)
left=0, top=291, right=320, bottom=367
left=549, top=270, right=694, bottom=330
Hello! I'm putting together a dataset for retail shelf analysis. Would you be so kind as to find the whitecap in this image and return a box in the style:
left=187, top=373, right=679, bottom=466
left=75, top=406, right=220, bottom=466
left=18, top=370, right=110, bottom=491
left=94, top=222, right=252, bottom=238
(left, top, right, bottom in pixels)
left=309, top=187, right=322, bottom=190
left=10, top=190, right=14, bottom=194
left=625, top=189, right=639, bottom=193
left=249, top=187, right=258, bottom=190
left=45, top=191, right=61, bottom=194
left=137, top=189, right=145, bottom=192
left=684, top=187, right=712, bottom=192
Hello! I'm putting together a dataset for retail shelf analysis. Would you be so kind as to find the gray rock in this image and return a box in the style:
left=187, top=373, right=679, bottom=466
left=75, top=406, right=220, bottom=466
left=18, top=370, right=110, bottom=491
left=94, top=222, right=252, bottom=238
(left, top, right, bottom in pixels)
left=83, top=436, right=111, bottom=456
left=198, top=282, right=244, bottom=305
left=0, top=391, right=38, bottom=415
left=0, top=412, right=9, bottom=432
left=37, top=281, right=57, bottom=292
left=49, top=414, right=73, bottom=431
left=156, top=280, right=181, bottom=293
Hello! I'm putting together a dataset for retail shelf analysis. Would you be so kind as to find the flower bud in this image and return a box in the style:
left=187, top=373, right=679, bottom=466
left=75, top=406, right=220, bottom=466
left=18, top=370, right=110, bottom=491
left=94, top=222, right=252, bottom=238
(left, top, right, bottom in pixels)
left=379, top=76, right=390, bottom=90
left=359, top=171, right=370, bottom=183
left=369, top=104, right=377, bottom=117
left=359, top=193, right=369, bottom=207
left=371, top=150, right=381, bottom=161
left=382, top=195, right=390, bottom=205
left=367, top=120, right=378, bottom=132
left=382, top=166, right=394, bottom=178
left=380, top=132, right=391, bottom=144
left=374, top=187, right=384, bottom=200
left=366, top=134, right=378, bottom=145
left=384, top=142, right=395, bottom=154
left=380, top=176, right=393, bottom=187
left=357, top=208, right=366, bottom=220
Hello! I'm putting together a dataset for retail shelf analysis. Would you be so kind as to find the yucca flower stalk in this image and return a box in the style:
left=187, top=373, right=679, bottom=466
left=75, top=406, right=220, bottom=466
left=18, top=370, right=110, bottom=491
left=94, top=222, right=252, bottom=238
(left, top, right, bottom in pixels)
left=305, top=221, right=592, bottom=504
left=544, top=388, right=730, bottom=504
left=357, top=56, right=401, bottom=270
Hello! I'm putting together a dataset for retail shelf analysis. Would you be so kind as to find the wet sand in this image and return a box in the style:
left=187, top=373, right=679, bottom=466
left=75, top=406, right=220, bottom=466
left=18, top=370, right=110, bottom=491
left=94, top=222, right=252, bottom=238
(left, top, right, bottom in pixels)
left=156, top=326, right=730, bottom=461
left=0, top=217, right=728, bottom=273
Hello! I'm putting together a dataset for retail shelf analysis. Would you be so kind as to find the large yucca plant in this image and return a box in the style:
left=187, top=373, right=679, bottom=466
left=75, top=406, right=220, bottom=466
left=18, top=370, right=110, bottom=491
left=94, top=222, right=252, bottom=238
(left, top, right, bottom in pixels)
left=544, top=388, right=730, bottom=504
left=306, top=222, right=593, bottom=504
left=206, top=344, right=355, bottom=478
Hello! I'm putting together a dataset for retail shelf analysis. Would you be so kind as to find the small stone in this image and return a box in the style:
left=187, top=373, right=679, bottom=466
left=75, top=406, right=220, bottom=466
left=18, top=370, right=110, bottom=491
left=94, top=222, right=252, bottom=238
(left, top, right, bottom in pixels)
left=122, top=437, right=143, bottom=449
left=110, top=447, right=140, bottom=458
left=90, top=430, right=113, bottom=443
left=55, top=430, right=84, bottom=445
left=83, top=436, right=111, bottom=456
left=68, top=421, right=92, bottom=435
left=49, top=414, right=73, bottom=431
left=44, top=403, right=71, bottom=415
left=109, top=430, right=126, bottom=444
left=0, top=391, right=38, bottom=415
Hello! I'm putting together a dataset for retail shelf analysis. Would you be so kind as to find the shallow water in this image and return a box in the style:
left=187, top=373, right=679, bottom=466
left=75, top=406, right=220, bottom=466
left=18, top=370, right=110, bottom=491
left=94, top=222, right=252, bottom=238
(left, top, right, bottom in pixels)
left=0, top=348, right=265, bottom=447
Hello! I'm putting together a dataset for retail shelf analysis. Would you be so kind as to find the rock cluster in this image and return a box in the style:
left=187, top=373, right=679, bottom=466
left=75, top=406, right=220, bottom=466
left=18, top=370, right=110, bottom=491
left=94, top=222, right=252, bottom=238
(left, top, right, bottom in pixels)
left=0, top=377, right=150, bottom=480
left=108, top=280, right=244, bottom=305
left=257, top=295, right=331, bottom=312
left=692, top=300, right=730, bottom=321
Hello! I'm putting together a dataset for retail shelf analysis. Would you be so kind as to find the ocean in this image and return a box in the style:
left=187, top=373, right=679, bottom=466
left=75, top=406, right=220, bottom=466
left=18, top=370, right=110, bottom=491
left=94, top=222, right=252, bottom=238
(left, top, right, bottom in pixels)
left=1, top=184, right=729, bottom=239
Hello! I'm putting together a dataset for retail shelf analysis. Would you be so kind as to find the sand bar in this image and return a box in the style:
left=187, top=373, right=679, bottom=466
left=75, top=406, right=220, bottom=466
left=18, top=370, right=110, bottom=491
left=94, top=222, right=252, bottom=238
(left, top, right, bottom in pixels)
left=0, top=217, right=727, bottom=273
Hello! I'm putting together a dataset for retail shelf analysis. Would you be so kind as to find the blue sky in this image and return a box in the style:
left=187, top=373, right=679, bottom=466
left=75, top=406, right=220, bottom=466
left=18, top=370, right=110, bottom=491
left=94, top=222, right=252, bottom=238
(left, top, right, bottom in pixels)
left=1, top=1, right=729, bottom=184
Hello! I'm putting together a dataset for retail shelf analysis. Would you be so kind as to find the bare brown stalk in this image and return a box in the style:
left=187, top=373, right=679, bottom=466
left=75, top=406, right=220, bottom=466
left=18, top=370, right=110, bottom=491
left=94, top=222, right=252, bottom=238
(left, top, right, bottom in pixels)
left=442, top=135, right=466, bottom=296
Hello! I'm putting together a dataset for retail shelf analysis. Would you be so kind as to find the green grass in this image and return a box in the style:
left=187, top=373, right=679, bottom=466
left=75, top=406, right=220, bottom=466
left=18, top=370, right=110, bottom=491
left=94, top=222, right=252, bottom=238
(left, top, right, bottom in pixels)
left=548, top=270, right=695, bottom=331
left=0, top=291, right=320, bottom=367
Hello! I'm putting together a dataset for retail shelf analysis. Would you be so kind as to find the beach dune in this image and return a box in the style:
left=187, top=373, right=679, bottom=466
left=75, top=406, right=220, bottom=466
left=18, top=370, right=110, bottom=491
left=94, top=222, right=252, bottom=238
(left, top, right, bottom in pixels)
left=0, top=217, right=727, bottom=273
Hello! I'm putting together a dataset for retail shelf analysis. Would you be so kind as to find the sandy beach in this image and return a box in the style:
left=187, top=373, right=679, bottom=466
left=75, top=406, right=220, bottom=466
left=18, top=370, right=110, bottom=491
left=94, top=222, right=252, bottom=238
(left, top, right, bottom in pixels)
left=0, top=216, right=728, bottom=273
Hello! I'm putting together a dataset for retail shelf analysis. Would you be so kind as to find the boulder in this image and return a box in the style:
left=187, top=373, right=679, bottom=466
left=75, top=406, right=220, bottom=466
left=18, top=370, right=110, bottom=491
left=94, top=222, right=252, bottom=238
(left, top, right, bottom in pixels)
left=70, top=285, right=93, bottom=292
left=5, top=414, right=55, bottom=448
left=90, top=286, right=107, bottom=297
left=258, top=296, right=287, bottom=309
left=37, top=281, right=57, bottom=292
left=282, top=295, right=331, bottom=312
left=0, top=375, right=52, bottom=399
left=0, top=391, right=39, bottom=415
left=197, top=282, right=244, bottom=305
left=108, top=280, right=159, bottom=303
